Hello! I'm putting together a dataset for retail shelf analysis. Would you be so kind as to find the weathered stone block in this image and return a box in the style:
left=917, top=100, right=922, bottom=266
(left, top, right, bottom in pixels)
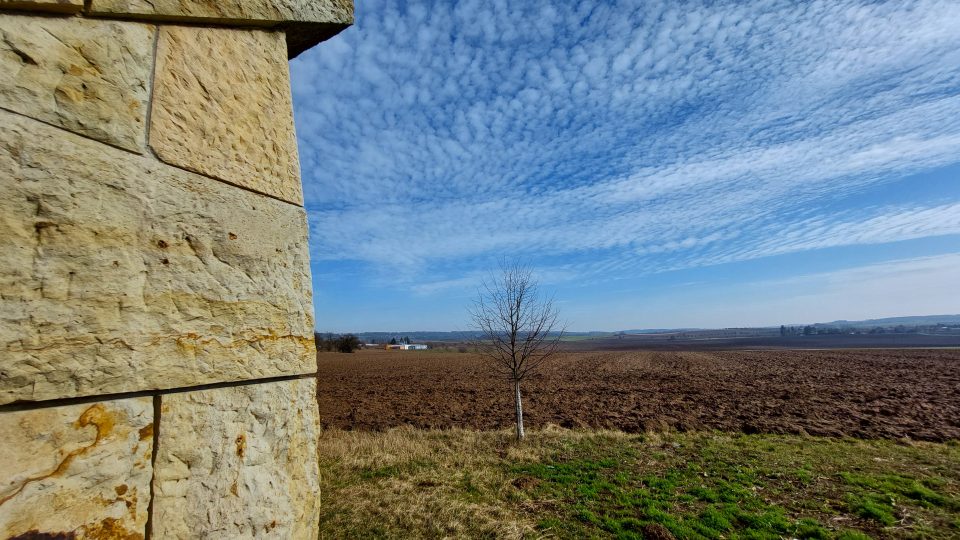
left=0, top=397, right=154, bottom=539
left=152, top=379, right=321, bottom=539
left=88, top=0, right=353, bottom=58
left=0, top=15, right=154, bottom=153
left=150, top=26, right=304, bottom=206
left=0, top=0, right=82, bottom=13
left=0, top=110, right=316, bottom=405
left=89, top=0, right=351, bottom=24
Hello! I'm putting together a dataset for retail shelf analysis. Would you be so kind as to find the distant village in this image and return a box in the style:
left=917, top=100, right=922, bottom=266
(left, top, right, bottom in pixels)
left=364, top=336, right=428, bottom=350
left=315, top=333, right=429, bottom=352
left=376, top=342, right=429, bottom=350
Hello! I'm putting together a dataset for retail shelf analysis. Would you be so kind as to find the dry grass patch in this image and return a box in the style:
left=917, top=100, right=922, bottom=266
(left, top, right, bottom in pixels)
left=318, top=426, right=632, bottom=538
left=318, top=427, right=960, bottom=539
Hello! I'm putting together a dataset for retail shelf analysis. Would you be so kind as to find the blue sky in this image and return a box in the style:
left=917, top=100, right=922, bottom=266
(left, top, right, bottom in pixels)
left=289, top=0, right=960, bottom=332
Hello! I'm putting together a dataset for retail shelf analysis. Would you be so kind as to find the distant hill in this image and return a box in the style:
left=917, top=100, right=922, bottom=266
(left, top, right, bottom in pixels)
left=328, top=315, right=960, bottom=341
left=329, top=330, right=612, bottom=343
left=336, top=331, right=478, bottom=343
left=620, top=328, right=704, bottom=334
left=814, top=315, right=960, bottom=328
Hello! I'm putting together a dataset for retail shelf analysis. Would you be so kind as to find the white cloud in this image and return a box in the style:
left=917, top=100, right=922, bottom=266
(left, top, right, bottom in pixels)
left=723, top=253, right=960, bottom=326
left=291, top=0, right=960, bottom=290
left=590, top=253, right=960, bottom=329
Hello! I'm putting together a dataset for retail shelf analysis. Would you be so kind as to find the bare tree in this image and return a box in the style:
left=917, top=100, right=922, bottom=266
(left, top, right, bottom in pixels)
left=469, top=262, right=563, bottom=441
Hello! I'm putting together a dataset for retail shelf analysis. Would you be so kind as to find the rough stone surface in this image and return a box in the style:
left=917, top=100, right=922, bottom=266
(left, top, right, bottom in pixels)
left=88, top=0, right=352, bottom=56
left=150, top=26, right=304, bottom=205
left=0, top=110, right=316, bottom=405
left=0, top=15, right=154, bottom=153
left=0, top=397, right=154, bottom=539
left=89, top=0, right=352, bottom=26
left=152, top=379, right=321, bottom=540
left=0, top=0, right=82, bottom=13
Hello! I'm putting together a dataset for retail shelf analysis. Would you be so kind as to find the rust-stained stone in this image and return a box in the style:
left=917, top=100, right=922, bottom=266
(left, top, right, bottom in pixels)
left=0, top=15, right=154, bottom=153
left=150, top=26, right=304, bottom=206
left=152, top=379, right=321, bottom=540
left=0, top=109, right=316, bottom=405
left=87, top=0, right=353, bottom=58
left=0, top=0, right=82, bottom=13
left=0, top=397, right=153, bottom=539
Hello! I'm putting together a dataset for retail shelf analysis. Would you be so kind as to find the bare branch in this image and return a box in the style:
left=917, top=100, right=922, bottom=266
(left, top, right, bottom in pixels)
left=469, top=261, right=564, bottom=382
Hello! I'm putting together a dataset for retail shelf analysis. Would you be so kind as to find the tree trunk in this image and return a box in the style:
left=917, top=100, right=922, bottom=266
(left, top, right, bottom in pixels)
left=514, top=379, right=525, bottom=441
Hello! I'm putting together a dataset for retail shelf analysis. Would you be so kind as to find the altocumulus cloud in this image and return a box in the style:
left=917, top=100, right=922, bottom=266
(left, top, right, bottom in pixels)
left=290, top=0, right=960, bottom=291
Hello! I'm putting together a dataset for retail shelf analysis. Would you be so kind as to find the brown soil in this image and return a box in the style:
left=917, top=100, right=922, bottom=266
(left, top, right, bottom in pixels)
left=316, top=349, right=960, bottom=441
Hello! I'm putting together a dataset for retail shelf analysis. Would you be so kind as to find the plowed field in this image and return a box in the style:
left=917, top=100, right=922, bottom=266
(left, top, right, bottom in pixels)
left=316, top=349, right=960, bottom=441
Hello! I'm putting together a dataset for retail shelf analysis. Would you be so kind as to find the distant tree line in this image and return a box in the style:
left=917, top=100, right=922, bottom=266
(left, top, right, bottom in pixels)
left=366, top=336, right=413, bottom=345
left=315, top=332, right=360, bottom=353
left=780, top=324, right=960, bottom=336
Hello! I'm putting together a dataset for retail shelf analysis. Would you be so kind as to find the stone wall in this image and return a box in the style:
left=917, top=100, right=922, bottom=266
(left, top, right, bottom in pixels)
left=0, top=1, right=350, bottom=538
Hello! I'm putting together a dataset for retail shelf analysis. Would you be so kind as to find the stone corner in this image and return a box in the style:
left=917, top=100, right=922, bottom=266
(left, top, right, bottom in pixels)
left=285, top=19, right=352, bottom=59
left=83, top=0, right=354, bottom=59
left=0, top=0, right=83, bottom=14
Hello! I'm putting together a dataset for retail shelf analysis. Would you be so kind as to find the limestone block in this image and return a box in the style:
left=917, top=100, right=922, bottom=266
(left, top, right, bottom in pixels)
left=88, top=0, right=352, bottom=25
left=0, top=110, right=316, bottom=405
left=88, top=0, right=353, bottom=58
left=0, top=15, right=154, bottom=153
left=0, top=0, right=82, bottom=13
left=152, top=378, right=321, bottom=540
left=150, top=26, right=304, bottom=205
left=0, top=398, right=154, bottom=539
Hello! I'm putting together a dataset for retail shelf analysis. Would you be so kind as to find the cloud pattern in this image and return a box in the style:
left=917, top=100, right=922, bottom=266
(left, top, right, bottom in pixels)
left=290, top=0, right=960, bottom=293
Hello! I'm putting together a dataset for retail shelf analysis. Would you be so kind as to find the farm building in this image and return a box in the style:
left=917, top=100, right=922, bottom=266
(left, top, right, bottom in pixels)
left=382, top=343, right=429, bottom=350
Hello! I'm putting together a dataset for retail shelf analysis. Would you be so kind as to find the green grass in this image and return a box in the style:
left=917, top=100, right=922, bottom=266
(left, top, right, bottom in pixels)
left=507, top=435, right=833, bottom=539
left=317, top=427, right=960, bottom=539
